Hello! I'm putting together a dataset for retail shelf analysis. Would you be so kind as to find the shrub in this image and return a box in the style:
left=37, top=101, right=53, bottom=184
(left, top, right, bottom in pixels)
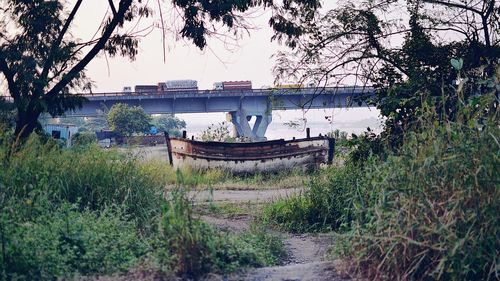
left=72, top=132, right=97, bottom=146
left=336, top=115, right=499, bottom=280
left=1, top=135, right=165, bottom=228
left=263, top=164, right=369, bottom=233
left=0, top=134, right=286, bottom=280
left=0, top=203, right=148, bottom=280
left=264, top=68, right=500, bottom=280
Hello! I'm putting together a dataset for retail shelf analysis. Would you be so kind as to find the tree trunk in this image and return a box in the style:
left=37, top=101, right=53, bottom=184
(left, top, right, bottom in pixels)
left=14, top=109, right=41, bottom=144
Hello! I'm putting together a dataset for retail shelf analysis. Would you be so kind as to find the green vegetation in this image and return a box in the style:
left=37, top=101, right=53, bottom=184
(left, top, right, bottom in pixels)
left=263, top=165, right=363, bottom=233
left=0, top=133, right=286, bottom=280
left=155, top=187, right=285, bottom=279
left=264, top=66, right=500, bottom=280
left=172, top=167, right=308, bottom=190
left=72, top=131, right=98, bottom=146
left=1, top=0, right=316, bottom=142
left=204, top=202, right=249, bottom=218
left=336, top=106, right=499, bottom=280
left=152, top=114, right=186, bottom=137
left=200, top=121, right=233, bottom=142
left=107, top=103, right=152, bottom=136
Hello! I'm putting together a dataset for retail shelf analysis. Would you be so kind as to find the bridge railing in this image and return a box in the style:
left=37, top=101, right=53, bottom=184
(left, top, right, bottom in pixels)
left=0, top=86, right=374, bottom=102
left=76, top=86, right=374, bottom=98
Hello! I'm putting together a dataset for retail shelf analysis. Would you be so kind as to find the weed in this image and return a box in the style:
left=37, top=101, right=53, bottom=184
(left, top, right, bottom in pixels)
left=0, top=203, right=147, bottom=280
left=155, top=186, right=285, bottom=278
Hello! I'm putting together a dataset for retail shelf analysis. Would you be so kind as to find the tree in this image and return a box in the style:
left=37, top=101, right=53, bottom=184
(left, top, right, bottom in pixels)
left=273, top=0, right=499, bottom=146
left=107, top=103, right=151, bottom=136
left=152, top=114, right=186, bottom=137
left=200, top=122, right=232, bottom=142
left=0, top=0, right=321, bottom=144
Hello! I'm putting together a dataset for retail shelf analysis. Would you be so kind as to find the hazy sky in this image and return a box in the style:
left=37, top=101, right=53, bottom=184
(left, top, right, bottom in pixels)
left=80, top=2, right=282, bottom=92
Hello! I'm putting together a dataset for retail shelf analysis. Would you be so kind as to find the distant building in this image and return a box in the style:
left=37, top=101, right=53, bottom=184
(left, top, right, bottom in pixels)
left=43, top=124, right=78, bottom=147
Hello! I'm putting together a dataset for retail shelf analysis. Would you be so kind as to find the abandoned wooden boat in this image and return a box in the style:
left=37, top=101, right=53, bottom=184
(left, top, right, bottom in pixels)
left=165, top=134, right=335, bottom=173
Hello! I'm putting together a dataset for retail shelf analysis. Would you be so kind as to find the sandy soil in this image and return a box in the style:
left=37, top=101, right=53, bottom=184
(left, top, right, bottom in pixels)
left=201, top=212, right=347, bottom=281
left=191, top=188, right=304, bottom=203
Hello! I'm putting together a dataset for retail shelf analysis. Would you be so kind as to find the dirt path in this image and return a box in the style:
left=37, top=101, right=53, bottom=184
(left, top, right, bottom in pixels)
left=198, top=188, right=349, bottom=281
left=191, top=188, right=304, bottom=203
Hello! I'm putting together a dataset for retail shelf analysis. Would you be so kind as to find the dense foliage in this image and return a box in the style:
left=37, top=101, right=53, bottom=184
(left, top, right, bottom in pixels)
left=265, top=65, right=499, bottom=280
left=107, top=103, right=152, bottom=136
left=0, top=132, right=285, bottom=279
left=151, top=114, right=186, bottom=137
left=71, top=131, right=98, bottom=146
left=274, top=0, right=499, bottom=146
left=336, top=102, right=499, bottom=280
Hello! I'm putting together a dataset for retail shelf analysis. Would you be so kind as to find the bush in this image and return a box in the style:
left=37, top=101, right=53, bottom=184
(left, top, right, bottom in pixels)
left=0, top=134, right=167, bottom=278
left=1, top=135, right=165, bottom=228
left=337, top=115, right=499, bottom=280
left=263, top=164, right=369, bottom=232
left=72, top=132, right=97, bottom=146
left=0, top=134, right=288, bottom=280
left=0, top=203, right=148, bottom=280
left=264, top=71, right=500, bottom=280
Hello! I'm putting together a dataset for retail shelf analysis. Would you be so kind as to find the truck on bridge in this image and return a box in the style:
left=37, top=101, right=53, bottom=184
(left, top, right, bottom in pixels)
left=213, top=81, right=252, bottom=90
left=159, top=80, right=198, bottom=92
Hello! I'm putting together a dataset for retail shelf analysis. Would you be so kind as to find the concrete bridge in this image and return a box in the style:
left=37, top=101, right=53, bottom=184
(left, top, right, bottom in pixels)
left=70, top=86, right=373, bottom=141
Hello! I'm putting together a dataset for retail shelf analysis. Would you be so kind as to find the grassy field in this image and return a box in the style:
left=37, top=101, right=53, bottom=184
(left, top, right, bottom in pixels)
left=0, top=134, right=288, bottom=280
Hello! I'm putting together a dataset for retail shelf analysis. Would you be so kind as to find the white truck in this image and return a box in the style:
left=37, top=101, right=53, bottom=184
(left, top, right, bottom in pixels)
left=163, top=80, right=198, bottom=91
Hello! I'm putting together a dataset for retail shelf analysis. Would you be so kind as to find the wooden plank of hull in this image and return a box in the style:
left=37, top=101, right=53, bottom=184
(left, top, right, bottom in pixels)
left=168, top=137, right=334, bottom=173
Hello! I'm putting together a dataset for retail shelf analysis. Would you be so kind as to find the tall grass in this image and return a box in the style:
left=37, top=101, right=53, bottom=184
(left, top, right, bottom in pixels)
left=0, top=134, right=168, bottom=279
left=1, top=136, right=166, bottom=228
left=336, top=108, right=499, bottom=280
left=263, top=164, right=367, bottom=232
left=263, top=75, right=499, bottom=279
left=0, top=133, right=286, bottom=279
left=155, top=183, right=285, bottom=279
left=173, top=166, right=308, bottom=190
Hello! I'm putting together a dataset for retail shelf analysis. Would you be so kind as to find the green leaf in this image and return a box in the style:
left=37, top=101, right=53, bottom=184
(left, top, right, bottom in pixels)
left=450, top=58, right=463, bottom=70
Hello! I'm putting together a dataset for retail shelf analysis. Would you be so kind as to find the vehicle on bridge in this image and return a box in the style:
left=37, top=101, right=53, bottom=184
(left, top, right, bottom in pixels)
left=122, top=86, right=132, bottom=93
left=273, top=84, right=304, bottom=89
left=213, top=80, right=252, bottom=90
left=134, top=85, right=158, bottom=94
left=158, top=79, right=198, bottom=92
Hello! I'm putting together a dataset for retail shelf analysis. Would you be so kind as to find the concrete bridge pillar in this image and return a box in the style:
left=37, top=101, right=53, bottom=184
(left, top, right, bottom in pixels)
left=227, top=108, right=272, bottom=141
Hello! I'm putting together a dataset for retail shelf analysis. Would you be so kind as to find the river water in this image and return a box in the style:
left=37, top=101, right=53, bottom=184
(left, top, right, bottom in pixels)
left=179, top=108, right=382, bottom=140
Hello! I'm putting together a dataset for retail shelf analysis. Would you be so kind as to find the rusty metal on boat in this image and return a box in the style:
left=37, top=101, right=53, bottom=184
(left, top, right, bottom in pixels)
left=164, top=133, right=335, bottom=173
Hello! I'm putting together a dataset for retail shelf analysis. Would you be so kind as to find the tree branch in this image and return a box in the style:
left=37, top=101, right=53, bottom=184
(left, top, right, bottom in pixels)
left=45, top=0, right=133, bottom=100
left=108, top=0, right=118, bottom=16
left=423, top=0, right=484, bottom=15
left=481, top=0, right=495, bottom=46
left=40, top=0, right=83, bottom=82
left=0, top=55, right=20, bottom=99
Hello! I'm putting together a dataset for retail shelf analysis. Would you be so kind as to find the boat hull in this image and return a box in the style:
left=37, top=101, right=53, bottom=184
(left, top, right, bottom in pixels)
left=166, top=137, right=334, bottom=173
